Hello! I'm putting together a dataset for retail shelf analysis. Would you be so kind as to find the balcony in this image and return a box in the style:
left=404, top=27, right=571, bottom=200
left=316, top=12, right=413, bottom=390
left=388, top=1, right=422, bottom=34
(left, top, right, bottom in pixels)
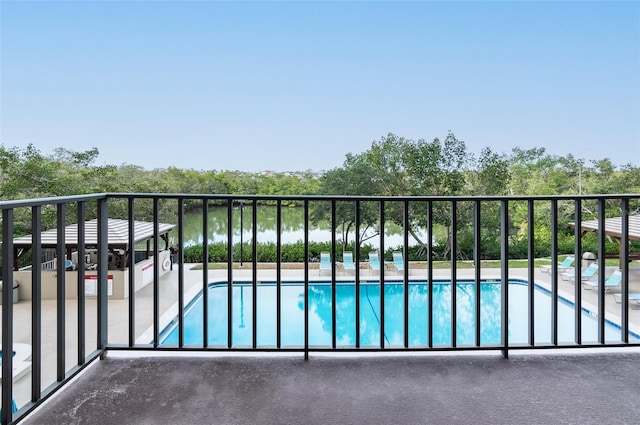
left=2, top=193, right=640, bottom=424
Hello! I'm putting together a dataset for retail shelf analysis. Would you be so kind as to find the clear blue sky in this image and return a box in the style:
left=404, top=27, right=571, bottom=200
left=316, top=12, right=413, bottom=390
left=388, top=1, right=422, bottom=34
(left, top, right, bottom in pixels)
left=1, top=1, right=639, bottom=172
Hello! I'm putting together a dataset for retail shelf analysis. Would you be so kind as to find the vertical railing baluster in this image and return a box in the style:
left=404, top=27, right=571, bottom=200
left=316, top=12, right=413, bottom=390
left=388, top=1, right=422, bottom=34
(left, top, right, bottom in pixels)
left=355, top=200, right=361, bottom=349
left=227, top=200, right=233, bottom=348
left=550, top=199, right=558, bottom=346
left=77, top=202, right=86, bottom=363
left=597, top=198, right=606, bottom=343
left=31, top=206, right=42, bottom=402
left=331, top=200, right=337, bottom=349
left=304, top=200, right=309, bottom=359
left=97, top=198, right=109, bottom=352
left=276, top=200, right=282, bottom=349
left=380, top=200, right=385, bottom=349
left=527, top=200, right=535, bottom=347
left=450, top=200, right=457, bottom=347
left=178, top=198, right=185, bottom=348
left=574, top=199, right=582, bottom=345
left=403, top=200, right=409, bottom=348
left=57, top=203, right=66, bottom=381
left=202, top=199, right=209, bottom=348
left=473, top=200, right=481, bottom=347
left=427, top=201, right=433, bottom=348
left=500, top=199, right=509, bottom=358
left=2, top=208, right=15, bottom=425
left=252, top=200, right=258, bottom=349
left=128, top=198, right=136, bottom=348
left=152, top=198, right=160, bottom=348
left=621, top=198, right=630, bottom=343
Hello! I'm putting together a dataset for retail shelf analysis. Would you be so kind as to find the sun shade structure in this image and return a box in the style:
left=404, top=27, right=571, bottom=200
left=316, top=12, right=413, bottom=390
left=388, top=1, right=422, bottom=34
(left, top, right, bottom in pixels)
left=569, top=215, right=640, bottom=267
left=11, top=219, right=176, bottom=271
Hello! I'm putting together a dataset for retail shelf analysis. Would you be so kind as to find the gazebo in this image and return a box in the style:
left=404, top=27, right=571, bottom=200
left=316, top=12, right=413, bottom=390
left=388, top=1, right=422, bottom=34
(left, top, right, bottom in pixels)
left=11, top=219, right=176, bottom=299
left=569, top=215, right=640, bottom=267
left=12, top=218, right=175, bottom=271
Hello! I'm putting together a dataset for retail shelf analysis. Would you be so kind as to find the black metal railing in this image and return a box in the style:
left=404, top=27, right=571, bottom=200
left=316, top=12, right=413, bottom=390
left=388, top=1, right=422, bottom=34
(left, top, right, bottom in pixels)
left=1, top=193, right=640, bottom=424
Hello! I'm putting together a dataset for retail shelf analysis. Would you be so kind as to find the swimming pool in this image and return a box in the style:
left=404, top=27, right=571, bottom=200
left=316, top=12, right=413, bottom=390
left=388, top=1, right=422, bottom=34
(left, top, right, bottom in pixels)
left=161, top=280, right=638, bottom=347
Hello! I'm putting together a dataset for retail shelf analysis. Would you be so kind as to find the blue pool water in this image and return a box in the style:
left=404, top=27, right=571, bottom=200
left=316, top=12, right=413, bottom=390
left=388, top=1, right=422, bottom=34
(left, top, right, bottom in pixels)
left=161, top=280, right=638, bottom=347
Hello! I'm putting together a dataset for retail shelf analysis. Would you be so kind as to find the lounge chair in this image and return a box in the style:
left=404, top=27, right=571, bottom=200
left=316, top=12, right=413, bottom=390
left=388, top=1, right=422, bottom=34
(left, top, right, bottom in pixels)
left=392, top=251, right=404, bottom=273
left=319, top=252, right=331, bottom=276
left=368, top=252, right=381, bottom=273
left=583, top=269, right=622, bottom=292
left=613, top=292, right=640, bottom=309
left=342, top=251, right=356, bottom=274
left=540, top=256, right=575, bottom=274
left=560, top=263, right=598, bottom=283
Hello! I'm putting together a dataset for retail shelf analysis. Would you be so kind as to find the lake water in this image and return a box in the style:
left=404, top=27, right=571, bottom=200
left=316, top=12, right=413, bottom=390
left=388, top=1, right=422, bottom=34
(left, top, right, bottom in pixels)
left=180, top=206, right=433, bottom=250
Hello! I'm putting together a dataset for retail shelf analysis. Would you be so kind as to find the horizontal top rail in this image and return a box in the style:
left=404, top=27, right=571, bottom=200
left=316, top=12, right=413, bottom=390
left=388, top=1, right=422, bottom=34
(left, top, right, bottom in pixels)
left=0, top=193, right=108, bottom=209
left=104, top=193, right=640, bottom=202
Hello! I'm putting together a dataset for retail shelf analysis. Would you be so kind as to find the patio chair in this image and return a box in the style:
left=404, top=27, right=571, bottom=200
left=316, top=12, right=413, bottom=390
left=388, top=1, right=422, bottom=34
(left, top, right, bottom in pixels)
left=392, top=251, right=404, bottom=273
left=540, top=256, right=575, bottom=274
left=319, top=252, right=331, bottom=276
left=613, top=292, right=640, bottom=308
left=560, top=263, right=598, bottom=283
left=343, top=251, right=356, bottom=274
left=582, top=269, right=622, bottom=292
left=368, top=252, right=381, bottom=273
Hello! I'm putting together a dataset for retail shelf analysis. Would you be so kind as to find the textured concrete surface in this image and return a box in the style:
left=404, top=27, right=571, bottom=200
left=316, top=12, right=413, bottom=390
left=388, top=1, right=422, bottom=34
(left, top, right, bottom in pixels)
left=21, top=351, right=640, bottom=425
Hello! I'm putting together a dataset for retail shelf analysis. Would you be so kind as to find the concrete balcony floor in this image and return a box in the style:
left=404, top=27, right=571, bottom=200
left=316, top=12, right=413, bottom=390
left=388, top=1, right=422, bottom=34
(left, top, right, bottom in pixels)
left=21, top=350, right=640, bottom=425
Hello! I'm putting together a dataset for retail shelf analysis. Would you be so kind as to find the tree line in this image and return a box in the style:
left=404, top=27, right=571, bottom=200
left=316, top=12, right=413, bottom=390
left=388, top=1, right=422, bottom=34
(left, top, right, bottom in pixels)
left=2, top=133, right=639, bottom=260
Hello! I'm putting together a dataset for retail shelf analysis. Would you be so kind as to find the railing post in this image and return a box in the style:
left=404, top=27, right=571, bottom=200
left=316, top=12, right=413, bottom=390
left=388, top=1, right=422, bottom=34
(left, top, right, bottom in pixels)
left=152, top=198, right=159, bottom=348
left=427, top=201, right=433, bottom=348
left=355, top=200, right=361, bottom=349
left=56, top=203, right=66, bottom=381
left=380, top=200, right=385, bottom=349
left=621, top=198, right=629, bottom=343
left=573, top=199, right=582, bottom=345
left=450, top=200, right=458, bottom=348
left=202, top=199, right=209, bottom=348
left=31, top=206, right=42, bottom=402
left=77, top=202, right=86, bottom=364
left=473, top=200, right=481, bottom=347
left=128, top=198, right=136, bottom=348
left=97, top=198, right=109, bottom=352
left=597, top=199, right=606, bottom=343
left=2, top=208, right=15, bottom=425
left=304, top=200, right=309, bottom=360
left=550, top=199, right=558, bottom=346
left=501, top=199, right=509, bottom=358
left=331, top=200, right=337, bottom=350
left=527, top=200, right=535, bottom=347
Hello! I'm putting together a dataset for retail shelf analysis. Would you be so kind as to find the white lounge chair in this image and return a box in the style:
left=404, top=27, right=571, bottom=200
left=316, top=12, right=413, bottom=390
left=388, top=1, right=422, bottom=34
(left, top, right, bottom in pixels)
left=561, top=263, right=598, bottom=283
left=319, top=252, right=331, bottom=276
left=368, top=252, right=381, bottom=273
left=342, top=251, right=356, bottom=274
left=540, top=256, right=575, bottom=274
left=613, top=293, right=640, bottom=309
left=392, top=251, right=404, bottom=273
left=583, top=269, right=622, bottom=292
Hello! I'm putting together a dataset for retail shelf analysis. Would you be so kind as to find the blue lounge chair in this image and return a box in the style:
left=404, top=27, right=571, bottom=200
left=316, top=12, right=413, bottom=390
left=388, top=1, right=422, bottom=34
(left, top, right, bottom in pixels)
left=560, top=263, right=598, bottom=283
left=583, top=269, right=622, bottom=292
left=368, top=252, right=381, bottom=273
left=540, top=256, right=575, bottom=274
left=614, top=292, right=640, bottom=308
left=319, top=252, right=331, bottom=276
left=343, top=251, right=356, bottom=274
left=392, top=251, right=404, bottom=273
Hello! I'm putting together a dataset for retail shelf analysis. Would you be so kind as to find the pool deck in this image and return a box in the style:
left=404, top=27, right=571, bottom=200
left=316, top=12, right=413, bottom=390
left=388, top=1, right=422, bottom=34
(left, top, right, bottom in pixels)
left=8, top=263, right=640, bottom=424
